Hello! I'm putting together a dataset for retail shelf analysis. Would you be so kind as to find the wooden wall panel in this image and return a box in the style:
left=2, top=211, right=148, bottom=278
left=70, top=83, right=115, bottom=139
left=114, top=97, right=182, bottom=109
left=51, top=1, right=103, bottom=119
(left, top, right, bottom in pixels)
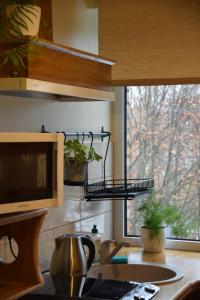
left=37, top=0, right=53, bottom=41
left=99, top=0, right=200, bottom=85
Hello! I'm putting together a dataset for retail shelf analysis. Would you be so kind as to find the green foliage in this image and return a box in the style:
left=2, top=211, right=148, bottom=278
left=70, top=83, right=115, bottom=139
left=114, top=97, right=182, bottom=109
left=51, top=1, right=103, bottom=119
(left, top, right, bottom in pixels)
left=64, top=139, right=102, bottom=166
left=169, top=210, right=198, bottom=239
left=138, top=189, right=165, bottom=238
left=138, top=189, right=198, bottom=239
left=0, top=44, right=28, bottom=69
left=0, top=0, right=38, bottom=71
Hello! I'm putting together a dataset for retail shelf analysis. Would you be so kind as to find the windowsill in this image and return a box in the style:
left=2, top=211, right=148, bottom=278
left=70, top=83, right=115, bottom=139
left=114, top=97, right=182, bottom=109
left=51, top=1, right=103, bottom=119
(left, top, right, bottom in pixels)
left=124, top=236, right=200, bottom=252
left=119, top=245, right=200, bottom=263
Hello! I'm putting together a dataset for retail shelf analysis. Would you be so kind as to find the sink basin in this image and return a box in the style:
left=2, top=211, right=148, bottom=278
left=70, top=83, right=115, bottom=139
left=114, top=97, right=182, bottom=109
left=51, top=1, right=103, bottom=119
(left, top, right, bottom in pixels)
left=88, top=262, right=183, bottom=285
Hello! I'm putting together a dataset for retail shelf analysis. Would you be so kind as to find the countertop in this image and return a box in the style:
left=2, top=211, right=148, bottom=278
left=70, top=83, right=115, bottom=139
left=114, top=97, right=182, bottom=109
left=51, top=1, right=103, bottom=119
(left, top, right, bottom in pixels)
left=120, top=247, right=200, bottom=299
left=22, top=247, right=200, bottom=300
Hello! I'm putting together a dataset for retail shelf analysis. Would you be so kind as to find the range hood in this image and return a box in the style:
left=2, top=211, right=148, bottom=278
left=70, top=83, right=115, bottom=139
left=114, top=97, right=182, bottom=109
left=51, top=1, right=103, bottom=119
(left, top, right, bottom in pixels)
left=0, top=39, right=115, bottom=101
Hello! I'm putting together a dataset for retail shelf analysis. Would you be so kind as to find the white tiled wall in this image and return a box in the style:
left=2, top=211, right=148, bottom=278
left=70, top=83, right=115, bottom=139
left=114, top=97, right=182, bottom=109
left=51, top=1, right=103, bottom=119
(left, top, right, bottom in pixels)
left=39, top=210, right=113, bottom=271
left=0, top=142, right=113, bottom=271
left=38, top=142, right=113, bottom=271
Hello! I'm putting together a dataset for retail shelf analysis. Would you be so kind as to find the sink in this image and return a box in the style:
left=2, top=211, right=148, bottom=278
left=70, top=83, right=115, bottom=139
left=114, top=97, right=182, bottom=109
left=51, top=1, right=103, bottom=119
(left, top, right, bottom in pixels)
left=88, top=262, right=183, bottom=285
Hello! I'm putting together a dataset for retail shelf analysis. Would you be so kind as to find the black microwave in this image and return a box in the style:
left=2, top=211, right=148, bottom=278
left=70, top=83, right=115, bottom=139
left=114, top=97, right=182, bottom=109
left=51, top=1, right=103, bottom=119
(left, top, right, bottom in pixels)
left=0, top=132, right=64, bottom=214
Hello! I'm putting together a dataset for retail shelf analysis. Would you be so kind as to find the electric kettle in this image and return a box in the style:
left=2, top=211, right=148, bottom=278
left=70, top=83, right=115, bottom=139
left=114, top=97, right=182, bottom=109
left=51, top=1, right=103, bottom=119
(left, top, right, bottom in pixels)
left=50, top=234, right=95, bottom=296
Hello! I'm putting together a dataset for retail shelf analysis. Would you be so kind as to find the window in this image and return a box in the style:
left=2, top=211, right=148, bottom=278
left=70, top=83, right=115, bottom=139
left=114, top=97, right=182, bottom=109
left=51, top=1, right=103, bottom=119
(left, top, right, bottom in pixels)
left=125, top=85, right=200, bottom=244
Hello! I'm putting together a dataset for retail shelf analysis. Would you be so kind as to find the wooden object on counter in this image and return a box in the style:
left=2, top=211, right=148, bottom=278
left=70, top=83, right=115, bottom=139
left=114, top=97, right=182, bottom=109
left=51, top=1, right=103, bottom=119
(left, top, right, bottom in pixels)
left=0, top=209, right=47, bottom=300
left=173, top=280, right=200, bottom=299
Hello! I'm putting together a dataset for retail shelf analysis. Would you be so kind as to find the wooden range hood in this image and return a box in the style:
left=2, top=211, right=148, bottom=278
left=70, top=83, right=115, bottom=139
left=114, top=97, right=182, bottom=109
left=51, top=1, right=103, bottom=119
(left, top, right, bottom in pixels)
left=0, top=38, right=115, bottom=101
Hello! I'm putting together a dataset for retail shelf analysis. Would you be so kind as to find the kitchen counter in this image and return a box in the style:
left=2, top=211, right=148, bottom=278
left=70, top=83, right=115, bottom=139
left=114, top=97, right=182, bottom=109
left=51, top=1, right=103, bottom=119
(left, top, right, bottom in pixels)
left=21, top=247, right=200, bottom=300
left=120, top=247, right=200, bottom=299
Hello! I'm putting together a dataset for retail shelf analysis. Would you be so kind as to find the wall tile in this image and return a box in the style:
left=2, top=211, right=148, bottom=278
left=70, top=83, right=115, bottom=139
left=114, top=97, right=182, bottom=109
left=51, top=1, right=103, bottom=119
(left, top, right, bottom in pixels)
left=4, top=239, right=18, bottom=264
left=64, top=186, right=85, bottom=201
left=0, top=243, right=6, bottom=261
left=39, top=221, right=81, bottom=271
left=39, top=211, right=113, bottom=272
left=42, top=199, right=81, bottom=231
left=87, top=142, right=113, bottom=182
left=0, top=237, right=18, bottom=264
left=81, top=199, right=112, bottom=220
left=80, top=211, right=113, bottom=241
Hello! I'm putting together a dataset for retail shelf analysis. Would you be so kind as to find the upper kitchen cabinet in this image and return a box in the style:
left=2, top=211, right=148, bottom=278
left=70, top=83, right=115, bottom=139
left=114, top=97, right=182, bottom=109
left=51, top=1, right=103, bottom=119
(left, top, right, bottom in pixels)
left=0, top=0, right=115, bottom=101
left=99, top=0, right=200, bottom=85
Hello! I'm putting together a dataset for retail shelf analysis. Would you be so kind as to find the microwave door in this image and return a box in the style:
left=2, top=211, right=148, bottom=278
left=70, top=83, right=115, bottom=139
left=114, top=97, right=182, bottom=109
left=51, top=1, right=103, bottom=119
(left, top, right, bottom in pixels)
left=0, top=142, right=53, bottom=204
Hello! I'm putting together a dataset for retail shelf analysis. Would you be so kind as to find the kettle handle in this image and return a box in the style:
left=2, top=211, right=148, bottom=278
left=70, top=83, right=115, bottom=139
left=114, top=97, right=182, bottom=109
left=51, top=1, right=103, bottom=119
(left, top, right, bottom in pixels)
left=81, top=236, right=95, bottom=270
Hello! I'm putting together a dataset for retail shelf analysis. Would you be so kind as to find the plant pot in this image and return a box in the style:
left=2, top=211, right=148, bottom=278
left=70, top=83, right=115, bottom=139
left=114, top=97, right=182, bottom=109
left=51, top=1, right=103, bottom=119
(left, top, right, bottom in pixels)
left=64, top=160, right=88, bottom=186
left=141, top=226, right=165, bottom=253
left=6, top=4, right=41, bottom=36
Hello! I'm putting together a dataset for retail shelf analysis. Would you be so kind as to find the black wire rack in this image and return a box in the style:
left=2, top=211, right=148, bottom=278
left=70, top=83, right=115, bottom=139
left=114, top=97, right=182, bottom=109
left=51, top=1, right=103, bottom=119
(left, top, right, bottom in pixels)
left=41, top=125, right=154, bottom=201
left=84, top=178, right=154, bottom=201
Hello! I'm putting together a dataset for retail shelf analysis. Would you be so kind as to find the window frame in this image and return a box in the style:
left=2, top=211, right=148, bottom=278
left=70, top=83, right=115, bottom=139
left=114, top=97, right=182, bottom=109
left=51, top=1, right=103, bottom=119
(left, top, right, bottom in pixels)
left=113, top=86, right=200, bottom=252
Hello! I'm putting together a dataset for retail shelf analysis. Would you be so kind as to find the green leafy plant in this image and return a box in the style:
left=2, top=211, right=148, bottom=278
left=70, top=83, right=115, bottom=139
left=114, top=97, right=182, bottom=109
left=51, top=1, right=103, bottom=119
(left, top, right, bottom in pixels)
left=138, top=189, right=198, bottom=239
left=0, top=0, right=39, bottom=71
left=64, top=139, right=102, bottom=166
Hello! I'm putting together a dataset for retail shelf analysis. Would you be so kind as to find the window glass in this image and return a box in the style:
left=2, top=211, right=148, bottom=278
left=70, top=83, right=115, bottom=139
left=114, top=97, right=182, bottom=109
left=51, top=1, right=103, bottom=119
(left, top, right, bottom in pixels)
left=126, top=85, right=200, bottom=241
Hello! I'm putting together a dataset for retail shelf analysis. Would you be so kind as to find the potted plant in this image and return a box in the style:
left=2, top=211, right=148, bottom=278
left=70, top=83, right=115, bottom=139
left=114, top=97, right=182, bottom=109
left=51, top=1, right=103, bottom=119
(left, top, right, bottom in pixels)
left=0, top=0, right=41, bottom=72
left=138, top=189, right=197, bottom=253
left=64, top=139, right=102, bottom=186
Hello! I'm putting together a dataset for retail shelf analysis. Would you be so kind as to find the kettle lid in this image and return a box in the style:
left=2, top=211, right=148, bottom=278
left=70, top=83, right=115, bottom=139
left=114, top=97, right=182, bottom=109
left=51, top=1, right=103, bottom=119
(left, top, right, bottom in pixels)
left=55, top=234, right=82, bottom=245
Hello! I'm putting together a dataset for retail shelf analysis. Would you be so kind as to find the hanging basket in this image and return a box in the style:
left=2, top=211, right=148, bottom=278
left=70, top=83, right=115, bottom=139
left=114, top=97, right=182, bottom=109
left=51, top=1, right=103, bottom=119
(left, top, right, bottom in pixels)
left=64, top=160, right=88, bottom=186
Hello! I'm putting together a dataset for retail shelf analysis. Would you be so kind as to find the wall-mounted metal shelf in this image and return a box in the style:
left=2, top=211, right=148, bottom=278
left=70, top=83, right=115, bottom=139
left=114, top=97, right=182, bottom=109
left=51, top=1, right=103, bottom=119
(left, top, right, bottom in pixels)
left=84, top=178, right=154, bottom=201
left=41, top=125, right=110, bottom=141
left=41, top=125, right=154, bottom=201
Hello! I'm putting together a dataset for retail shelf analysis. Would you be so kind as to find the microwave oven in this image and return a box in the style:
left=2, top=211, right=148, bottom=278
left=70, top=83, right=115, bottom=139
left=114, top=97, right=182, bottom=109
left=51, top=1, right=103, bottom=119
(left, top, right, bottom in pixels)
left=0, top=132, right=64, bottom=214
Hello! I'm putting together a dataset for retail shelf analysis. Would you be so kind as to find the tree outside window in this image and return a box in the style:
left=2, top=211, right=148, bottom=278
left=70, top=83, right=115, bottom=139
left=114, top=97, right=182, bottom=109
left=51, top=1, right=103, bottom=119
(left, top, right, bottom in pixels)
left=126, top=85, right=200, bottom=240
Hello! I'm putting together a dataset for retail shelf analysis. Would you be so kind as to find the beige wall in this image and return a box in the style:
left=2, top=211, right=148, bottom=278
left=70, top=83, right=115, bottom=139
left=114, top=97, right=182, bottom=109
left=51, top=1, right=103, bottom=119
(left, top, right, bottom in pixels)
left=52, top=0, right=98, bottom=54
left=0, top=0, right=113, bottom=271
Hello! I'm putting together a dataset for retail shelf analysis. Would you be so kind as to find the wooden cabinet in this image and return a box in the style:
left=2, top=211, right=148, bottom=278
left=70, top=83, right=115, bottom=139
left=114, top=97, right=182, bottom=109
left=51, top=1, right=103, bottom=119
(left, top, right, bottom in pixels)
left=0, top=209, right=47, bottom=300
left=0, top=39, right=115, bottom=101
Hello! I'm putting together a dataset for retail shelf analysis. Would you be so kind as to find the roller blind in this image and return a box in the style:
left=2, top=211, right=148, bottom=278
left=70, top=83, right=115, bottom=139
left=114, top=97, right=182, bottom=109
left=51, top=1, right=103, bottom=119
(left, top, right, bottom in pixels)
left=99, top=0, right=200, bottom=85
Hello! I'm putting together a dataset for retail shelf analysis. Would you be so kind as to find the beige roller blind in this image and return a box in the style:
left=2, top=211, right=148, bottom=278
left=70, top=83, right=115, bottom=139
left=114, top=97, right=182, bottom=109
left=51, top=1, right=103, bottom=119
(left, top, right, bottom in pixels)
left=99, top=0, right=200, bottom=85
